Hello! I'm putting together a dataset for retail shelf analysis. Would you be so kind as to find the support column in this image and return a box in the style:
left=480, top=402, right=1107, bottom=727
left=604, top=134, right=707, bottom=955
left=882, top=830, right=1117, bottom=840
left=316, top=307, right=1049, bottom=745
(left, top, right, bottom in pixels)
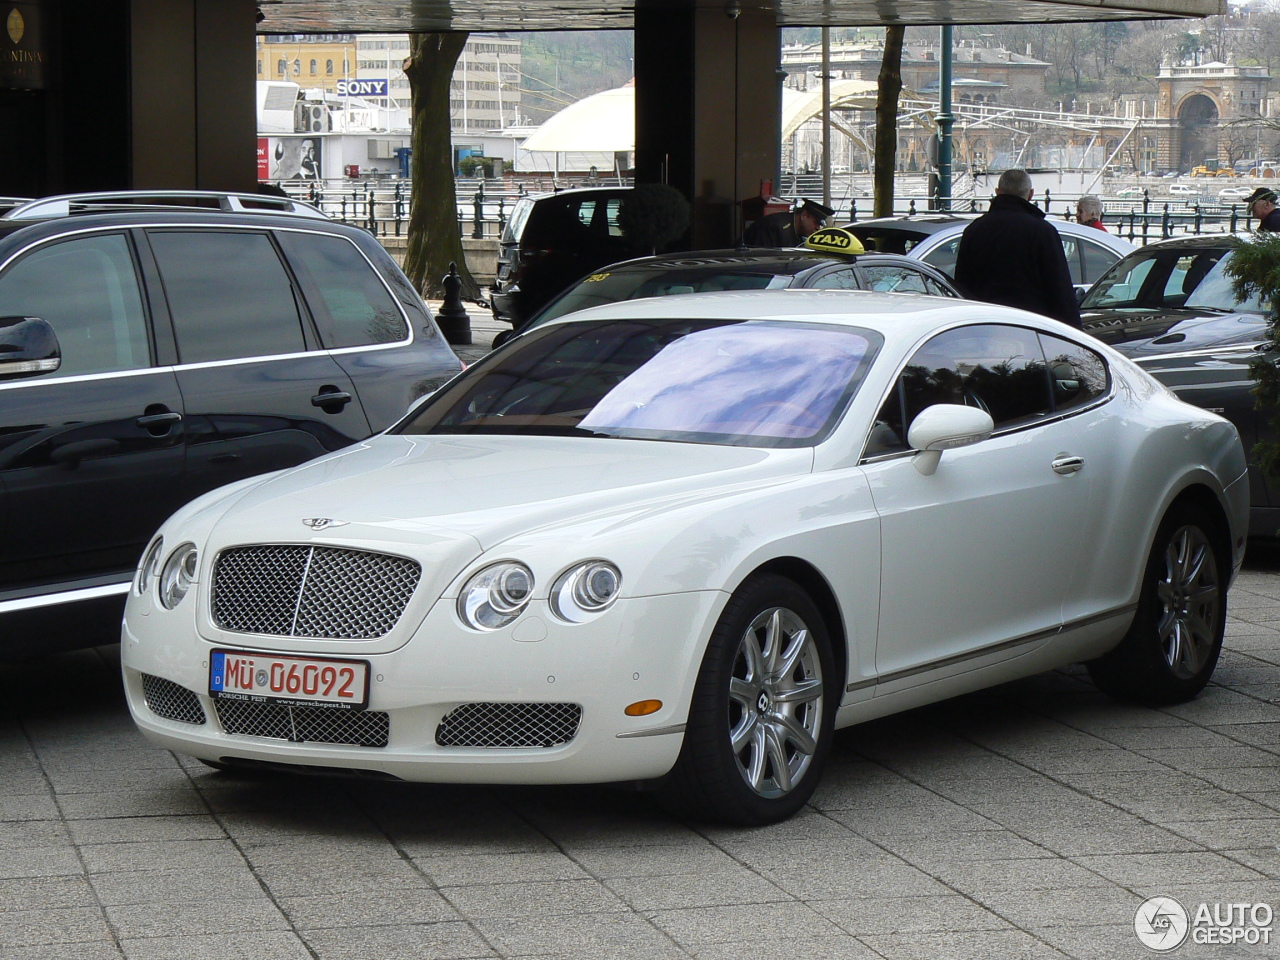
left=635, top=3, right=779, bottom=248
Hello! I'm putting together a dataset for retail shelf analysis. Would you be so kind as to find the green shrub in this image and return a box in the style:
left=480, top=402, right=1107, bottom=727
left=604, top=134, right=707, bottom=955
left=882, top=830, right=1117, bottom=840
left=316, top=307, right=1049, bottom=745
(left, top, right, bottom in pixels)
left=618, top=183, right=691, bottom=255
left=1227, top=233, right=1280, bottom=477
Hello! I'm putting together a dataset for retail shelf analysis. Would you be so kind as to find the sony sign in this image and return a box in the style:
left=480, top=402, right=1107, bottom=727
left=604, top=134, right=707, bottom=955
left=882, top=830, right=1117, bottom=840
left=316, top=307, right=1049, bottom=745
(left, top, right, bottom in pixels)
left=336, top=79, right=389, bottom=97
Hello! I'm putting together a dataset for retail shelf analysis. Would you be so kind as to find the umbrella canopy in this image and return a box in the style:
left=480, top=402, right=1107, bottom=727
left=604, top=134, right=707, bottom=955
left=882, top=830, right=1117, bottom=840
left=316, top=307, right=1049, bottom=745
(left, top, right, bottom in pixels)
left=522, top=85, right=634, bottom=153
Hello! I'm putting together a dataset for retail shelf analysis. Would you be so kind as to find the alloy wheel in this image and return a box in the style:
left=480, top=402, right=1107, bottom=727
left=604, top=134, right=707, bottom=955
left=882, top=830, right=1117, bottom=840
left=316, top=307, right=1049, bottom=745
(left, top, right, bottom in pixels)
left=1155, top=524, right=1221, bottom=680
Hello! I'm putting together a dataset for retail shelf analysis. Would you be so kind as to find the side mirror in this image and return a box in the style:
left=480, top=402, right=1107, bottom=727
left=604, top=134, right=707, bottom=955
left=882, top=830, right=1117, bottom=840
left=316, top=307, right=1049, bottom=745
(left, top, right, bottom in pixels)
left=906, top=403, right=994, bottom=476
left=1075, top=286, right=1088, bottom=305
left=0, top=316, right=61, bottom=381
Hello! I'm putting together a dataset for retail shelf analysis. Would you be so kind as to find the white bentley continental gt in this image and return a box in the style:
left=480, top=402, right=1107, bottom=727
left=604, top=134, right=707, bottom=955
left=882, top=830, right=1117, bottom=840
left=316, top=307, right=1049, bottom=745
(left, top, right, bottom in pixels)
left=122, top=290, right=1248, bottom=824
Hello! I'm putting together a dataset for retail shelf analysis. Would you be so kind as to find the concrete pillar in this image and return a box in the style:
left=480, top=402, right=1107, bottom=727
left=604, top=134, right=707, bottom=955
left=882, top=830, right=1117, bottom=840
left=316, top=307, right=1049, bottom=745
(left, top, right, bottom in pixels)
left=130, top=0, right=256, bottom=191
left=635, top=3, right=779, bottom=248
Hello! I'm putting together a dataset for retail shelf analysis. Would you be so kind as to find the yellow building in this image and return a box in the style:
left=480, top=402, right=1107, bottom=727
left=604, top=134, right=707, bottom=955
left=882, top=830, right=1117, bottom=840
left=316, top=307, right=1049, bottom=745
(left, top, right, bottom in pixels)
left=257, top=34, right=357, bottom=94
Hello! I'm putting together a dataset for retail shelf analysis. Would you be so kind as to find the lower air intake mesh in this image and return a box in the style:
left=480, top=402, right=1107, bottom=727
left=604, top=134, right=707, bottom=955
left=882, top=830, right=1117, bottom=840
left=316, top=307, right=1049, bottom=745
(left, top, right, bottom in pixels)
left=215, top=699, right=389, bottom=748
left=435, top=702, right=582, bottom=748
left=141, top=674, right=206, bottom=725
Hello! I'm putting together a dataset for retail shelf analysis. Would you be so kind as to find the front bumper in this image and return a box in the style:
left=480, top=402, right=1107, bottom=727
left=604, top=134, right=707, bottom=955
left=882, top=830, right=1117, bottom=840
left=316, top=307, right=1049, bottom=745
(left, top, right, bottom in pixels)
left=122, top=590, right=722, bottom=785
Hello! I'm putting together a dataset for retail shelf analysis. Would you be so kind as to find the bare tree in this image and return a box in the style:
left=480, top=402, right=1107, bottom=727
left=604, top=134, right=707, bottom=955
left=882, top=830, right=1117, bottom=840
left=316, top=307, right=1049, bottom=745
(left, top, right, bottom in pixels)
left=873, top=25, right=905, bottom=218
left=402, top=33, right=481, bottom=300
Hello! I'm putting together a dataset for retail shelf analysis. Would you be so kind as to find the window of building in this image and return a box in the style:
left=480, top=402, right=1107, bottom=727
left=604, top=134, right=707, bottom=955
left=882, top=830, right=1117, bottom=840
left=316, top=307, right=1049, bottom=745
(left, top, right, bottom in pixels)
left=326, top=60, right=334, bottom=75
left=310, top=59, right=317, bottom=75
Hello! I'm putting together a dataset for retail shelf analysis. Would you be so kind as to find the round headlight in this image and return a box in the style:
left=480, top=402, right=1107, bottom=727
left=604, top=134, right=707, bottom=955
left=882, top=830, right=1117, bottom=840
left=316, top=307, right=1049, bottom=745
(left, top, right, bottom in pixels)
left=550, top=561, right=622, bottom=623
left=458, top=561, right=534, bottom=630
left=136, top=536, right=164, bottom=595
left=158, top=543, right=199, bottom=610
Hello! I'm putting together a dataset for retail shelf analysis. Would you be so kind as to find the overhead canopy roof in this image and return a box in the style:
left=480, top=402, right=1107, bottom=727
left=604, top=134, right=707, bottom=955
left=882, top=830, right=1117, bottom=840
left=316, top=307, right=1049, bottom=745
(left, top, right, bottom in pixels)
left=522, top=85, right=636, bottom=151
left=257, top=0, right=1225, bottom=33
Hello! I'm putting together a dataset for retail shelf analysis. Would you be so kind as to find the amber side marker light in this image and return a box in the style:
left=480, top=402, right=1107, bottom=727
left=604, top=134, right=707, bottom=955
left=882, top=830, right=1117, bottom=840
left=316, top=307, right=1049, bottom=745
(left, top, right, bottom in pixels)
left=625, top=700, right=662, bottom=717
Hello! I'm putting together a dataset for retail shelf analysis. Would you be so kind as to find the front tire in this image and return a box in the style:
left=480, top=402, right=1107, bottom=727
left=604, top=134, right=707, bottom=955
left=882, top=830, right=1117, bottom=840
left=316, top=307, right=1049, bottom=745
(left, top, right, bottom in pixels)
left=659, top=574, right=835, bottom=825
left=1088, top=504, right=1227, bottom=705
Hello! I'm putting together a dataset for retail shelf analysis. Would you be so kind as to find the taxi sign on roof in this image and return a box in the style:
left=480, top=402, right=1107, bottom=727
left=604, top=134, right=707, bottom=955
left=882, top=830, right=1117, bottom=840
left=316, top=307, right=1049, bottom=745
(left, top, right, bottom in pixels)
left=804, top=227, right=864, bottom=256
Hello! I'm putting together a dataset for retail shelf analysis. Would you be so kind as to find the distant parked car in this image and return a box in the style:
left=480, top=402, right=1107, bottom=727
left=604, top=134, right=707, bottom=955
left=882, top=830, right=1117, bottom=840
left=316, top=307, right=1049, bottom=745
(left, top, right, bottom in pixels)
left=843, top=214, right=1134, bottom=295
left=1169, top=184, right=1204, bottom=198
left=1218, top=186, right=1252, bottom=200
left=0, top=191, right=463, bottom=658
left=490, top=187, right=637, bottom=328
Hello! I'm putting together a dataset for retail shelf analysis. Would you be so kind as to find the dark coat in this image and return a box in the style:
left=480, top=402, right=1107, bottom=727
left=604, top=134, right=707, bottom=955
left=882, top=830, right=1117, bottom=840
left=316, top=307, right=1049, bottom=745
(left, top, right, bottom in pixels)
left=1259, top=209, right=1280, bottom=232
left=742, top=211, right=800, bottom=248
left=953, top=194, right=1082, bottom=328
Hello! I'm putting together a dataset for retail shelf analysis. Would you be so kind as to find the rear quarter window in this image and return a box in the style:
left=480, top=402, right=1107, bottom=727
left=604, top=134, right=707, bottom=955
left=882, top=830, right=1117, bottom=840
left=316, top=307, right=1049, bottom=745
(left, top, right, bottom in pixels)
left=278, top=232, right=408, bottom=348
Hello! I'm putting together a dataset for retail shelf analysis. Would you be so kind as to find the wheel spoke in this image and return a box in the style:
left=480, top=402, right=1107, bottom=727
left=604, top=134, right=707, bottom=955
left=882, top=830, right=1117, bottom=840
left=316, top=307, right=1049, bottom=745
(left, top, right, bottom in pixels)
left=729, top=678, right=757, bottom=707
left=1183, top=542, right=1208, bottom=587
left=1165, top=619, right=1184, bottom=669
left=774, top=629, right=809, bottom=681
left=730, top=714, right=757, bottom=755
left=763, top=724, right=792, bottom=792
left=773, top=678, right=823, bottom=705
left=740, top=631, right=765, bottom=683
left=1187, top=584, right=1219, bottom=605
left=763, top=608, right=783, bottom=675
left=747, top=725, right=769, bottom=790
left=1156, top=580, right=1176, bottom=606
left=773, top=712, right=818, bottom=756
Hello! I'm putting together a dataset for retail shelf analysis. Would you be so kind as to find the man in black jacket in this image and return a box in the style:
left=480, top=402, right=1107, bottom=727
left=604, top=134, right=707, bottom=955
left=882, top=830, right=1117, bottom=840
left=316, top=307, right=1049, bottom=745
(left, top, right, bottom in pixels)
left=742, top=199, right=833, bottom=247
left=953, top=169, right=1081, bottom=328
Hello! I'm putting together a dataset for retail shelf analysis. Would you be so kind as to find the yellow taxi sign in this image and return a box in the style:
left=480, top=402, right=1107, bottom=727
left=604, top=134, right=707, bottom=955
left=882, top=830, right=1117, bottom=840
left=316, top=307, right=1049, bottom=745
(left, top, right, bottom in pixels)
left=804, top=227, right=864, bottom=256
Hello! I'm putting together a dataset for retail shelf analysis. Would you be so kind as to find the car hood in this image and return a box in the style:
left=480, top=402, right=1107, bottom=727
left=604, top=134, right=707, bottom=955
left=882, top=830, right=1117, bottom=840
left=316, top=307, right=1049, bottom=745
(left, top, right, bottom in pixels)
left=1082, top=306, right=1266, bottom=357
left=202, top=433, right=813, bottom=557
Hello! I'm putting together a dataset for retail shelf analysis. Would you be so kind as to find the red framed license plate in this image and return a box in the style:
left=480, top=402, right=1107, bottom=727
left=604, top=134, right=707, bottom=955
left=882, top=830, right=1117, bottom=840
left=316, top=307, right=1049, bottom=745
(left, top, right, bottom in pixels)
left=210, top=650, right=369, bottom=710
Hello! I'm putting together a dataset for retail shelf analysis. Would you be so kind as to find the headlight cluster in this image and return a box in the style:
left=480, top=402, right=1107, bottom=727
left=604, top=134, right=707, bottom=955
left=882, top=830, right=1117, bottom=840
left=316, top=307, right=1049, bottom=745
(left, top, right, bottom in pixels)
left=136, top=539, right=199, bottom=609
left=457, top=559, right=621, bottom=631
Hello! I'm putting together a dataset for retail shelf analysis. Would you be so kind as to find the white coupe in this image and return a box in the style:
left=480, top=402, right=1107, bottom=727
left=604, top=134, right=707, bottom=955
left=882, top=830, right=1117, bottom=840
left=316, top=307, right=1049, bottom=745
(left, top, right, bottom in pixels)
left=122, top=290, right=1248, bottom=824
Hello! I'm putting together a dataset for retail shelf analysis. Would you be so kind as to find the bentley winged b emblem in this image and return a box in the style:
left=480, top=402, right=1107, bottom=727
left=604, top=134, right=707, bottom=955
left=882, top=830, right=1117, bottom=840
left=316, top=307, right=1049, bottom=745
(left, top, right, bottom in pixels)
left=302, top=518, right=349, bottom=531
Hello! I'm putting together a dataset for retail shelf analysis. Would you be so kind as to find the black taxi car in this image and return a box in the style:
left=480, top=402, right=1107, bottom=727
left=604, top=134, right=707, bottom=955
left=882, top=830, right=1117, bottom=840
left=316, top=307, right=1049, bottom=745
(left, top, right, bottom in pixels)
left=497, top=227, right=961, bottom=345
left=0, top=191, right=463, bottom=658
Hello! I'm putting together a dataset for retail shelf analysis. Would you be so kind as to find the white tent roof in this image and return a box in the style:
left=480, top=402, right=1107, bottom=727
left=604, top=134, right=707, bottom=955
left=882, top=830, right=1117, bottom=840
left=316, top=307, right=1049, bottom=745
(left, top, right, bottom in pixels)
left=521, top=85, right=634, bottom=153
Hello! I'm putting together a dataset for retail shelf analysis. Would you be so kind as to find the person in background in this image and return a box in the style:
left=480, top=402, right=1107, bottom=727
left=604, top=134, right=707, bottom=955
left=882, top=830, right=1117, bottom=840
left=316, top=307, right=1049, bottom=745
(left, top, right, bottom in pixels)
left=1077, top=195, right=1106, bottom=232
left=742, top=199, right=834, bottom=247
left=954, top=168, right=1081, bottom=328
left=1247, top=188, right=1280, bottom=232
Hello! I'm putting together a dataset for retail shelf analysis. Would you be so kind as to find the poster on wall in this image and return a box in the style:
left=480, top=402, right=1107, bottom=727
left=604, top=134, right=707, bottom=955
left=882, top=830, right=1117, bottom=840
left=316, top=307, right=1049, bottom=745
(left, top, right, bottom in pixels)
left=3, top=2, right=46, bottom=90
left=260, top=137, right=323, bottom=181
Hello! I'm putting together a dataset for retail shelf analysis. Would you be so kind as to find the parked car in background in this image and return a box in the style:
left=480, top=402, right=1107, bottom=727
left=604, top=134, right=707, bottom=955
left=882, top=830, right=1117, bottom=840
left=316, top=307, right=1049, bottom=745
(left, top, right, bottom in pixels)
left=842, top=214, right=1134, bottom=295
left=498, top=229, right=961, bottom=344
left=1218, top=186, right=1253, bottom=200
left=1169, top=183, right=1205, bottom=198
left=0, top=191, right=463, bottom=658
left=1080, top=235, right=1280, bottom=535
left=490, top=187, right=637, bottom=328
left=1115, top=187, right=1146, bottom=200
left=124, top=289, right=1245, bottom=825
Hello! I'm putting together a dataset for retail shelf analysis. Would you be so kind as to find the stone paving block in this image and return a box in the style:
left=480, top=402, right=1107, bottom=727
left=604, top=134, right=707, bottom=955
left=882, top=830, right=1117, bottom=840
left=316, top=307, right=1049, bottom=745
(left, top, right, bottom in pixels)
left=1024, top=822, right=1204, bottom=857
left=278, top=890, right=460, bottom=930
left=968, top=884, right=1140, bottom=928
left=88, top=867, right=268, bottom=906
left=0, top=844, right=84, bottom=880
left=759, top=858, right=951, bottom=901
left=1016, top=750, right=1169, bottom=777
left=67, top=815, right=226, bottom=845
left=857, top=927, right=1070, bottom=959
left=475, top=911, right=679, bottom=956
left=239, top=837, right=409, bottom=869
left=874, top=829, right=1055, bottom=868
left=925, top=775, right=1090, bottom=808
left=811, top=894, right=1012, bottom=935
left=603, top=869, right=792, bottom=911
left=79, top=838, right=243, bottom=875
left=1220, top=846, right=1280, bottom=878
left=563, top=841, right=743, bottom=879
left=0, top=794, right=61, bottom=821
left=1162, top=818, right=1280, bottom=849
left=104, top=899, right=289, bottom=940
left=413, top=851, right=590, bottom=886
left=1071, top=851, right=1268, bottom=887
left=1133, top=744, right=1280, bottom=769
left=647, top=901, right=843, bottom=947
left=0, top=942, right=123, bottom=960
left=0, top=875, right=98, bottom=911
left=301, top=923, right=496, bottom=960
left=1089, top=725, right=1237, bottom=750
left=55, top=790, right=208, bottom=820
left=0, top=907, right=112, bottom=949
left=380, top=820, right=560, bottom=858
left=821, top=798, right=998, bottom=835
left=0, top=819, right=69, bottom=846
left=690, top=936, right=881, bottom=960
left=119, top=931, right=314, bottom=960
left=253, top=860, right=432, bottom=899
left=708, top=836, right=886, bottom=870
left=1194, top=765, right=1280, bottom=793
left=929, top=857, right=1108, bottom=893
left=1029, top=924, right=1166, bottom=960
left=442, top=878, right=628, bottom=919
left=43, top=767, right=196, bottom=796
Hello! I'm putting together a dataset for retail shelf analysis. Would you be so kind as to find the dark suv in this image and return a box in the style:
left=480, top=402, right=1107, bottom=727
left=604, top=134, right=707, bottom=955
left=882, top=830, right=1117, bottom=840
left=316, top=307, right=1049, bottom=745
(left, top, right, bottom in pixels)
left=490, top=187, right=636, bottom=327
left=0, top=191, right=463, bottom=657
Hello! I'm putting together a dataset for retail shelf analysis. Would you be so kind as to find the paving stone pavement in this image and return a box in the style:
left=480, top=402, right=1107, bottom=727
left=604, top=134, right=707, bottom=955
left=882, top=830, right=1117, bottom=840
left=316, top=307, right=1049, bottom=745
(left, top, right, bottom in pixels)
left=2, top=314, right=1277, bottom=959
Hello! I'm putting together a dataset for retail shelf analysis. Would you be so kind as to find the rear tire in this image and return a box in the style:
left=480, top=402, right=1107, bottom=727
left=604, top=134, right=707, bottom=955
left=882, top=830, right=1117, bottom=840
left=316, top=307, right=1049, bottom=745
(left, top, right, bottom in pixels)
left=492, top=328, right=517, bottom=348
left=658, top=574, right=835, bottom=825
left=1088, top=503, right=1227, bottom=705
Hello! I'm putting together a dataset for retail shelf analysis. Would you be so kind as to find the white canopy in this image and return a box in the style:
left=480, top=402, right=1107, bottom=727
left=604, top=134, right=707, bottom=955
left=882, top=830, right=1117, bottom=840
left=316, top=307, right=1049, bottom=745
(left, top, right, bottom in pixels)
left=521, top=85, right=634, bottom=153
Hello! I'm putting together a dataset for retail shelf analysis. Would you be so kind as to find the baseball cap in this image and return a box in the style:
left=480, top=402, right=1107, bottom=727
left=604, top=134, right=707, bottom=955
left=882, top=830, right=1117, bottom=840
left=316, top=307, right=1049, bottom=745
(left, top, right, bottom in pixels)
left=1246, top=187, right=1277, bottom=208
left=793, top=198, right=835, bottom=219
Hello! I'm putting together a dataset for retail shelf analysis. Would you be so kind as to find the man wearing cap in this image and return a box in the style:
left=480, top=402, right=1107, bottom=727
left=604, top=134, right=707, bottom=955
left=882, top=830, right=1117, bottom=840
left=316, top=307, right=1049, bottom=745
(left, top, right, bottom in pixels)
left=742, top=198, right=833, bottom=247
left=954, top=168, right=1081, bottom=328
left=1248, top=188, right=1280, bottom=232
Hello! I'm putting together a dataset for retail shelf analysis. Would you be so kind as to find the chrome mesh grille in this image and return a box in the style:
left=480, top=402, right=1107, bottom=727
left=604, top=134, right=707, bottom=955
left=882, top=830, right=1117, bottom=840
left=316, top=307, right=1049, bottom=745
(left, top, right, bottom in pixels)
left=435, top=702, right=582, bottom=748
left=211, top=545, right=420, bottom=639
left=141, top=674, right=206, bottom=725
left=215, top=699, right=389, bottom=747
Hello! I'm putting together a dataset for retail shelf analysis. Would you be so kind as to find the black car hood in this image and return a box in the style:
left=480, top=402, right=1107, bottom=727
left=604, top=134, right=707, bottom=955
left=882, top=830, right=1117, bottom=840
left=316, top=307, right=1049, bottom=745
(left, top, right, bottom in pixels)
left=1082, top=306, right=1267, bottom=358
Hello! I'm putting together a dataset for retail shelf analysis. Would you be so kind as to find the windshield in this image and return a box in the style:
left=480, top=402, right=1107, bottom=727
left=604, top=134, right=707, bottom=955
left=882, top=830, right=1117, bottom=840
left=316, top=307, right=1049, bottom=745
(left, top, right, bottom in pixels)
left=399, top=317, right=881, bottom=447
left=1080, top=245, right=1259, bottom=312
left=532, top=262, right=801, bottom=327
left=1185, top=253, right=1266, bottom=313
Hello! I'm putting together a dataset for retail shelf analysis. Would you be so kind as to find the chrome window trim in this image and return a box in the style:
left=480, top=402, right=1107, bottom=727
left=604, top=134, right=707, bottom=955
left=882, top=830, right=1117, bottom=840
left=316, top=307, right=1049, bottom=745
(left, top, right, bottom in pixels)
left=0, top=581, right=130, bottom=614
left=1134, top=343, right=1261, bottom=364
left=855, top=320, right=1117, bottom=464
left=0, top=221, right=416, bottom=363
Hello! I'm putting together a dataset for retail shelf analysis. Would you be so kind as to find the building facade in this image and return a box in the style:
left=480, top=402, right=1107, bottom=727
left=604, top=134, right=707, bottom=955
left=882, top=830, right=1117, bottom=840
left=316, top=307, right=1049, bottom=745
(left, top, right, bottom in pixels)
left=257, top=35, right=356, bottom=94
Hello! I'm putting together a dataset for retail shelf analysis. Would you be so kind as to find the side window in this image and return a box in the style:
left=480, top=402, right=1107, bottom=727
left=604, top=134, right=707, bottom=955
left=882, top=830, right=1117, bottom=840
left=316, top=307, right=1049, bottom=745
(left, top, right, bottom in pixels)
left=921, top=274, right=958, bottom=298
left=277, top=233, right=408, bottom=348
left=150, top=231, right=306, bottom=364
left=0, top=233, right=150, bottom=377
left=810, top=267, right=860, bottom=290
left=1080, top=240, right=1117, bottom=285
left=604, top=198, right=624, bottom=237
left=859, top=265, right=929, bottom=294
left=920, top=238, right=961, bottom=277
left=1039, top=333, right=1109, bottom=413
left=1059, top=236, right=1083, bottom=285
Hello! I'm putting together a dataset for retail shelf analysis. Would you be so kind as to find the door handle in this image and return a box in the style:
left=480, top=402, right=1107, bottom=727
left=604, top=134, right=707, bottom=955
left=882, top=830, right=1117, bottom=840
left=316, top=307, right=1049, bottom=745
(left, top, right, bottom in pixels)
left=1052, top=455, right=1085, bottom=475
left=311, top=388, right=353, bottom=412
left=136, top=406, right=182, bottom=437
left=135, top=411, right=182, bottom=427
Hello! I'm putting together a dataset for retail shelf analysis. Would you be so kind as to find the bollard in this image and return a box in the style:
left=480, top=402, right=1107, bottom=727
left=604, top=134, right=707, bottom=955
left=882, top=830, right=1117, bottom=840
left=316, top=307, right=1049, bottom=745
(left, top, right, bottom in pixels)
left=1044, top=189, right=1051, bottom=214
left=1194, top=203, right=1202, bottom=235
left=435, top=262, right=472, bottom=345
left=1230, top=205, right=1239, bottom=233
left=1142, top=189, right=1149, bottom=215
left=497, top=197, right=506, bottom=233
left=908, top=198, right=917, bottom=215
left=472, top=186, right=485, bottom=240
left=848, top=198, right=858, bottom=222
